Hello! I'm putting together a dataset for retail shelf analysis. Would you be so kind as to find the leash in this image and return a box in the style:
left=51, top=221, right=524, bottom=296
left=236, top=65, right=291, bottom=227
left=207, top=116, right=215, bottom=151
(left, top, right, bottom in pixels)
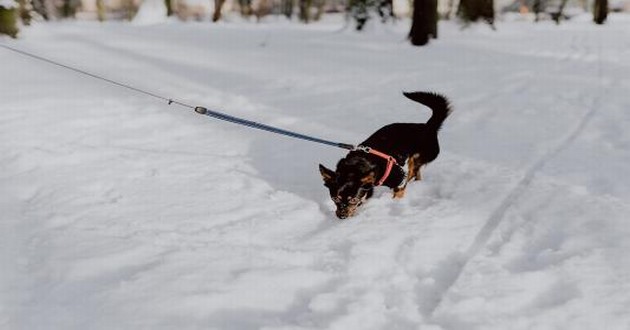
left=0, top=43, right=356, bottom=151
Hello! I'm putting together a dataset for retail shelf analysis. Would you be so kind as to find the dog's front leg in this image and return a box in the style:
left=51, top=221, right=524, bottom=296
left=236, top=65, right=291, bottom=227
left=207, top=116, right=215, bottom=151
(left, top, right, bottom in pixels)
left=393, top=186, right=406, bottom=199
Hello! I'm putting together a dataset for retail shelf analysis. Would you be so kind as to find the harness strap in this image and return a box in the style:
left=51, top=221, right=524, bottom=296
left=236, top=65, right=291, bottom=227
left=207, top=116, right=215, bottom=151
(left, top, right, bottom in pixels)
left=356, top=145, right=399, bottom=186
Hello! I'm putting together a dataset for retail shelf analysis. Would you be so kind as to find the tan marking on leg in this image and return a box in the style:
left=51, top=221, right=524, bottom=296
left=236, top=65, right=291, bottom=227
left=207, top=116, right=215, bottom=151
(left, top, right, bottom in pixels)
left=407, top=156, right=417, bottom=182
left=415, top=166, right=423, bottom=181
left=393, top=187, right=406, bottom=199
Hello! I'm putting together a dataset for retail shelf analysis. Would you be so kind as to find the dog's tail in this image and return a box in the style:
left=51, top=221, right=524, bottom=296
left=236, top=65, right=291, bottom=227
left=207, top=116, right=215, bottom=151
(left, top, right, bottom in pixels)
left=403, top=91, right=451, bottom=131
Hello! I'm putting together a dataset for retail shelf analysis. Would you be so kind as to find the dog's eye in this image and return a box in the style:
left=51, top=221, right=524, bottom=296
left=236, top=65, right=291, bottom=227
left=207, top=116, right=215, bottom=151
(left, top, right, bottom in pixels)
left=332, top=196, right=342, bottom=203
left=349, top=197, right=361, bottom=205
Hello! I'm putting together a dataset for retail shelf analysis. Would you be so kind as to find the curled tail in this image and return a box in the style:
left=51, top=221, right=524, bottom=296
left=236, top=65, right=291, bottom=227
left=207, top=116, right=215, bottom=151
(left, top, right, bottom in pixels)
left=403, top=91, right=452, bottom=131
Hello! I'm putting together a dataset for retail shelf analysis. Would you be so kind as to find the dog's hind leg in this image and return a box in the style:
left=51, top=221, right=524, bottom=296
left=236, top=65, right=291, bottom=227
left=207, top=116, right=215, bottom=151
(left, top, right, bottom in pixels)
left=408, top=154, right=424, bottom=181
left=393, top=186, right=406, bottom=198
left=392, top=154, right=419, bottom=199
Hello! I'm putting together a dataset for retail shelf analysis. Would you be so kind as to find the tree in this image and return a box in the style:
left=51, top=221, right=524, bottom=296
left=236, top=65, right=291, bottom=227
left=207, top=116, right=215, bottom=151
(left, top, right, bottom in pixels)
left=299, top=0, right=311, bottom=22
left=550, top=0, right=569, bottom=24
left=17, top=0, right=31, bottom=25
left=281, top=0, right=293, bottom=18
left=0, top=1, right=19, bottom=38
left=348, top=0, right=395, bottom=30
left=593, top=0, right=607, bottom=24
left=457, top=0, right=494, bottom=27
left=164, top=0, right=173, bottom=16
left=212, top=0, right=226, bottom=21
left=96, top=0, right=105, bottom=21
left=408, top=0, right=438, bottom=46
left=31, top=0, right=54, bottom=20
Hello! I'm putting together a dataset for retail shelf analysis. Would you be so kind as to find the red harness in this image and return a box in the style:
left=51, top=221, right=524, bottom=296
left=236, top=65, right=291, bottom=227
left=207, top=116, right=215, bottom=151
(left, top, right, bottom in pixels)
left=357, top=146, right=399, bottom=186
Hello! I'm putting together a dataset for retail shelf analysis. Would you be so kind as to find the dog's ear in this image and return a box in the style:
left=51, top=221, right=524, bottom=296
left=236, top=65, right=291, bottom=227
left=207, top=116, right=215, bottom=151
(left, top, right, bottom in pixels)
left=360, top=171, right=376, bottom=186
left=319, top=164, right=337, bottom=183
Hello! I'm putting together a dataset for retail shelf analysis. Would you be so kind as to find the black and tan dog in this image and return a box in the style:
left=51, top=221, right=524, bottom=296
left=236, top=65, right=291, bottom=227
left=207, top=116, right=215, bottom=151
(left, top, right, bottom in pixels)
left=319, top=91, right=451, bottom=219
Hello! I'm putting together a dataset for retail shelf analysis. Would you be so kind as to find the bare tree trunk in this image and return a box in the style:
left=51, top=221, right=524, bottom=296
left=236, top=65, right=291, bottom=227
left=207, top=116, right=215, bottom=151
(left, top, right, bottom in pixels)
left=457, top=0, right=494, bottom=27
left=593, top=0, right=607, bottom=24
left=313, top=0, right=325, bottom=21
left=282, top=0, right=293, bottom=18
left=445, top=0, right=456, bottom=19
left=551, top=0, right=568, bottom=24
left=96, top=0, right=106, bottom=21
left=255, top=0, right=272, bottom=21
left=0, top=6, right=19, bottom=38
left=239, top=0, right=253, bottom=17
left=533, top=0, right=541, bottom=22
left=409, top=0, right=437, bottom=46
left=299, top=0, right=311, bottom=22
left=164, top=0, right=173, bottom=16
left=212, top=0, right=226, bottom=21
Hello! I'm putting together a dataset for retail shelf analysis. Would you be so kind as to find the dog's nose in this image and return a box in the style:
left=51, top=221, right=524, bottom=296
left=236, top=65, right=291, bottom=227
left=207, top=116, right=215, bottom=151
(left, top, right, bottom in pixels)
left=336, top=210, right=349, bottom=219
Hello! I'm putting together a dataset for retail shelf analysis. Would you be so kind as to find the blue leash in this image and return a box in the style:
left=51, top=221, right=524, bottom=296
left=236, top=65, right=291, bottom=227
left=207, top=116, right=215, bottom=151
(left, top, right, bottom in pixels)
left=0, top=43, right=356, bottom=151
left=193, top=106, right=355, bottom=150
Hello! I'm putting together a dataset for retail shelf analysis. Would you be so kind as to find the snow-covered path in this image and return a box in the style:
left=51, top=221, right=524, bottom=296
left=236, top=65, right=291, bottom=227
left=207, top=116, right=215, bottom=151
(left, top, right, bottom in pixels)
left=2, top=16, right=630, bottom=330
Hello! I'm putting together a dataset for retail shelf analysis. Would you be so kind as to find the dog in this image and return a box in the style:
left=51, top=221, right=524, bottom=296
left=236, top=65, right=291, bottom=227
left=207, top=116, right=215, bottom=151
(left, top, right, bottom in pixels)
left=319, top=91, right=451, bottom=219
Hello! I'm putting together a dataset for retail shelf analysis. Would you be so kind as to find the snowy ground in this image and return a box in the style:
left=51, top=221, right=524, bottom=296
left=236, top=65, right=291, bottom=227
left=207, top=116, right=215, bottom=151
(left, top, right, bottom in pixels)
left=2, top=14, right=630, bottom=330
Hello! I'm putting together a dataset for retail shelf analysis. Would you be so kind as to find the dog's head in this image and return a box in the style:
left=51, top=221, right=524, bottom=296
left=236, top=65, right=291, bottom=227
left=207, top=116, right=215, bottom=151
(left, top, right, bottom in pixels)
left=319, top=156, right=376, bottom=219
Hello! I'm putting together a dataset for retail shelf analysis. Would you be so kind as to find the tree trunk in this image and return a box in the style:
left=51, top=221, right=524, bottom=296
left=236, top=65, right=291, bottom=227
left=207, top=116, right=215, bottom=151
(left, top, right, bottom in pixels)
left=17, top=0, right=32, bottom=25
left=282, top=0, right=293, bottom=18
left=0, top=6, right=19, bottom=38
left=212, top=0, right=226, bottom=21
left=164, top=0, right=173, bottom=16
left=551, top=0, right=568, bottom=24
left=593, top=0, right=607, bottom=24
left=409, top=0, right=437, bottom=46
left=299, top=0, right=311, bottom=22
left=457, top=0, right=494, bottom=26
left=96, top=0, right=105, bottom=21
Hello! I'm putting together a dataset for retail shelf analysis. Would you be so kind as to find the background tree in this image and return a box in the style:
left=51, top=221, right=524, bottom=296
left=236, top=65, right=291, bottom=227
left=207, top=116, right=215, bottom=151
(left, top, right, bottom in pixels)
left=347, top=0, right=394, bottom=30
left=31, top=0, right=53, bottom=20
left=239, top=0, right=253, bottom=16
left=532, top=0, right=542, bottom=22
left=593, top=0, right=607, bottom=24
left=0, top=0, right=18, bottom=38
left=408, top=0, right=438, bottom=46
left=164, top=0, right=173, bottom=16
left=281, top=0, right=293, bottom=18
left=0, top=7, right=18, bottom=37
left=96, top=0, right=105, bottom=21
left=299, top=0, right=311, bottom=22
left=17, top=0, right=31, bottom=25
left=457, top=0, right=494, bottom=27
left=59, top=0, right=79, bottom=17
left=212, top=0, right=226, bottom=21
left=550, top=0, right=569, bottom=24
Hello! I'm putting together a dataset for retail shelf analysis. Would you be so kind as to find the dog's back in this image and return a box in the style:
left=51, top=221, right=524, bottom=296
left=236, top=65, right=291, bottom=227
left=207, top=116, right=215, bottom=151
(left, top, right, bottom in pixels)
left=360, top=92, right=451, bottom=163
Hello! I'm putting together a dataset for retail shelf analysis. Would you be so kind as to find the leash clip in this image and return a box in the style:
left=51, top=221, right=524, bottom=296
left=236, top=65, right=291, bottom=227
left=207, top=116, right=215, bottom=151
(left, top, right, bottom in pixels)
left=355, top=145, right=371, bottom=153
left=194, top=106, right=208, bottom=115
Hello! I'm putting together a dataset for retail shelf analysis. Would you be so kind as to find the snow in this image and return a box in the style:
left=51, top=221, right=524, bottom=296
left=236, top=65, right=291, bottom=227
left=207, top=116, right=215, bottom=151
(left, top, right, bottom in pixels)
left=2, top=15, right=630, bottom=329
left=132, top=0, right=168, bottom=25
left=0, top=0, right=16, bottom=9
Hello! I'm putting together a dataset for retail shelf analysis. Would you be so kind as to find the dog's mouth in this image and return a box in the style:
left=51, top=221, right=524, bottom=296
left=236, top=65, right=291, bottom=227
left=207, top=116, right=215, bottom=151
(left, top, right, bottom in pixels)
left=334, top=197, right=365, bottom=219
left=336, top=207, right=357, bottom=219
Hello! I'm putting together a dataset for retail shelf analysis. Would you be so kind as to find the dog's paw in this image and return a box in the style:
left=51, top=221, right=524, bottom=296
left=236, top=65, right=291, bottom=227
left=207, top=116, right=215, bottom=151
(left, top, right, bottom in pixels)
left=393, top=188, right=406, bottom=199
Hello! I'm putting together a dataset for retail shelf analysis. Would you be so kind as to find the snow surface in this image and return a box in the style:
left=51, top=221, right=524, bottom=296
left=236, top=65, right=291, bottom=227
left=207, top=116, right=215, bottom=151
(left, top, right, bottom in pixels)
left=2, top=15, right=630, bottom=330
left=0, top=0, right=16, bottom=9
left=132, top=0, right=168, bottom=25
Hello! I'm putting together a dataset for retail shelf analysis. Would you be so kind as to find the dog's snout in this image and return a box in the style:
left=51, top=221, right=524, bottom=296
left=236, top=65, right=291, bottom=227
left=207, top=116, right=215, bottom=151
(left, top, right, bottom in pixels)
left=335, top=208, right=355, bottom=219
left=335, top=209, right=349, bottom=219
